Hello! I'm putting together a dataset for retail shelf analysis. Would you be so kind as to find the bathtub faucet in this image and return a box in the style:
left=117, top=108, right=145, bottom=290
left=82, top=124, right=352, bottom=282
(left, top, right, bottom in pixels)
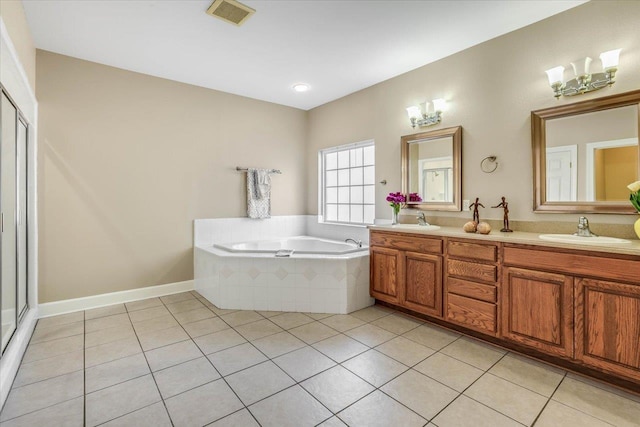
left=345, top=238, right=362, bottom=248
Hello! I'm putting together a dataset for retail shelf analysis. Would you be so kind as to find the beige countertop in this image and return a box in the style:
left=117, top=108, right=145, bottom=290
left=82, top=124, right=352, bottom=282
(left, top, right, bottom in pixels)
left=369, top=224, right=640, bottom=257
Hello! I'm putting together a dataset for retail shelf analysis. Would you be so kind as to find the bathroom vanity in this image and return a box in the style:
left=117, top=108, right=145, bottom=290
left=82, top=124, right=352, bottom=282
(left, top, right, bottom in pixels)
left=369, top=226, right=640, bottom=392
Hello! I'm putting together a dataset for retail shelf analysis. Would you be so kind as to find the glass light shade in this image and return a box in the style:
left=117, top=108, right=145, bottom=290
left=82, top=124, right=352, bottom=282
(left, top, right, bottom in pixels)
left=570, top=57, right=592, bottom=77
left=432, top=98, right=446, bottom=112
left=545, top=66, right=565, bottom=86
left=600, top=49, right=621, bottom=71
left=406, top=106, right=422, bottom=120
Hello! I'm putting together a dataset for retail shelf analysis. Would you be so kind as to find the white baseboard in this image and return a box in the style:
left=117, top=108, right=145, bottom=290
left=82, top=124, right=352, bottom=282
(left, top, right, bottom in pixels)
left=38, top=280, right=195, bottom=318
left=1, top=307, right=38, bottom=409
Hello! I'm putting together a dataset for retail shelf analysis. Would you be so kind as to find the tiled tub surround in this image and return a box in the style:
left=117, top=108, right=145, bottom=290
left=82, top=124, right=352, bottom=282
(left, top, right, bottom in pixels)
left=194, top=216, right=373, bottom=314
left=3, top=292, right=640, bottom=426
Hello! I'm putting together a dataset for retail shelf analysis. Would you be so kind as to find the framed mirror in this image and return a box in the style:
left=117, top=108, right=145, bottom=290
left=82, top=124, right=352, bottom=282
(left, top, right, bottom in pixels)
left=532, top=89, right=640, bottom=213
left=401, top=126, right=462, bottom=211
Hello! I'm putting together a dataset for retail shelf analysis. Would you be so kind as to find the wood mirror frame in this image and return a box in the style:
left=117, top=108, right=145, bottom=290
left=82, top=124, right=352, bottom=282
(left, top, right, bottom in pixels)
left=532, top=89, right=640, bottom=214
left=401, top=126, right=462, bottom=211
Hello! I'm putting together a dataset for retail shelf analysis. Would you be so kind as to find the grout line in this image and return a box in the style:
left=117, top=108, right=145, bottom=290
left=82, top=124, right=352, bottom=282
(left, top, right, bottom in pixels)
left=531, top=371, right=567, bottom=426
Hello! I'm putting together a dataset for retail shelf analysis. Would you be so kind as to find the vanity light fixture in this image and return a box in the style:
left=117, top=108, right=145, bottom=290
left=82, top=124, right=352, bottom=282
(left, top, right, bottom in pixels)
left=406, top=98, right=446, bottom=128
left=545, top=49, right=621, bottom=99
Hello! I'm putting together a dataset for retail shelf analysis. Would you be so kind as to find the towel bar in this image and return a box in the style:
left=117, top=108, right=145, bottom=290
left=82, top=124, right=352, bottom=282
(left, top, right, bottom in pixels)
left=236, top=167, right=282, bottom=174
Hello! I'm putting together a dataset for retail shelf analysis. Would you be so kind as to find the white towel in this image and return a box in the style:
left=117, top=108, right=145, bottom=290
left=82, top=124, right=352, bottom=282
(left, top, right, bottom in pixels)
left=247, top=168, right=271, bottom=219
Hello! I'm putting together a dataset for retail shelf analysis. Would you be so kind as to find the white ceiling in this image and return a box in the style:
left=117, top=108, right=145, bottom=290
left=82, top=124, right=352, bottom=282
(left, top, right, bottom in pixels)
left=22, top=0, right=586, bottom=110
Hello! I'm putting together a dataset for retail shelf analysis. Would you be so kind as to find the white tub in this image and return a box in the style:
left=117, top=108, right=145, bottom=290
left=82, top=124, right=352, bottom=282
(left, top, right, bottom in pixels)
left=214, top=236, right=364, bottom=255
left=195, top=233, right=373, bottom=314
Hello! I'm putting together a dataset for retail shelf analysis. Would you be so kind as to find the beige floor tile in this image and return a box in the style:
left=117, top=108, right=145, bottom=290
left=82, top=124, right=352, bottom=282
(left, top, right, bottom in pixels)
left=85, top=324, right=136, bottom=348
left=565, top=373, right=640, bottom=404
left=131, top=314, right=179, bottom=333
left=226, top=361, right=295, bottom=405
left=166, top=298, right=206, bottom=314
left=208, top=305, right=238, bottom=316
left=145, top=339, right=203, bottom=371
left=301, top=365, right=374, bottom=413
left=234, top=318, right=284, bottom=341
left=381, top=369, right=459, bottom=419
left=101, top=402, right=172, bottom=427
left=432, top=395, right=522, bottom=427
left=85, top=336, right=142, bottom=368
left=85, top=304, right=126, bottom=320
left=319, top=314, right=366, bottom=332
left=0, top=397, right=84, bottom=427
left=85, top=313, right=131, bottom=333
left=371, top=313, right=422, bottom=335
left=289, top=321, right=339, bottom=344
left=338, top=390, right=426, bottom=427
left=414, top=352, right=484, bottom=392
left=535, top=400, right=614, bottom=427
left=344, top=324, right=396, bottom=347
left=402, top=323, right=460, bottom=350
left=182, top=317, right=230, bottom=338
left=342, top=349, right=408, bottom=387
left=273, top=346, right=335, bottom=381
left=441, top=337, right=506, bottom=370
left=317, top=416, right=348, bottom=427
left=85, top=353, right=150, bottom=393
left=312, top=334, right=369, bottom=363
left=154, top=357, right=220, bottom=399
left=173, top=307, right=216, bottom=324
left=465, top=373, right=548, bottom=426
left=125, top=297, right=163, bottom=312
left=160, top=292, right=196, bottom=304
left=305, top=312, right=333, bottom=320
left=220, top=310, right=265, bottom=327
left=36, top=312, right=84, bottom=329
left=350, top=305, right=394, bottom=323
left=30, top=321, right=84, bottom=344
left=0, top=372, right=83, bottom=422
left=489, top=353, right=565, bottom=397
left=249, top=385, right=332, bottom=427
left=207, top=342, right=268, bottom=376
left=375, top=336, right=435, bottom=366
left=252, top=331, right=306, bottom=358
left=127, top=306, right=170, bottom=323
left=22, top=334, right=84, bottom=364
left=194, top=328, right=247, bottom=354
left=552, top=377, right=640, bottom=427
left=257, top=310, right=284, bottom=318
left=13, top=350, right=84, bottom=388
left=85, top=375, right=161, bottom=427
left=164, top=379, right=243, bottom=426
left=136, top=325, right=189, bottom=351
left=269, top=312, right=315, bottom=329
left=210, top=409, right=260, bottom=427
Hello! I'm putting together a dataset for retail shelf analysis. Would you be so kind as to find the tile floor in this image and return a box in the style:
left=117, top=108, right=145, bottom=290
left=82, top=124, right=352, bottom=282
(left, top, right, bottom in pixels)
left=1, top=291, right=640, bottom=426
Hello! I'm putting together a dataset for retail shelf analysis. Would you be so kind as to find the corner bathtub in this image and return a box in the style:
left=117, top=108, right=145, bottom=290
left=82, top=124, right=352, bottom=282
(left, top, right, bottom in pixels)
left=195, top=236, right=373, bottom=314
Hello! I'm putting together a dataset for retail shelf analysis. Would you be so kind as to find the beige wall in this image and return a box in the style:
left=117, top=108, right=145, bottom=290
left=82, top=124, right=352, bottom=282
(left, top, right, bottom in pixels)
left=0, top=0, right=35, bottom=90
left=36, top=51, right=307, bottom=303
left=306, top=0, right=640, bottom=226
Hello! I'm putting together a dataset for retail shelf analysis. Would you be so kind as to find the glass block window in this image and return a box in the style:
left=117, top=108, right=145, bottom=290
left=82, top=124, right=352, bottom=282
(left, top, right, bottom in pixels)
left=319, top=140, right=375, bottom=225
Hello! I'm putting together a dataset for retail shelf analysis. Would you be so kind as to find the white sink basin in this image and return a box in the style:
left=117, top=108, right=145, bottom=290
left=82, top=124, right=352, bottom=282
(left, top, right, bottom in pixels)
left=390, top=224, right=441, bottom=231
left=539, top=234, right=631, bottom=245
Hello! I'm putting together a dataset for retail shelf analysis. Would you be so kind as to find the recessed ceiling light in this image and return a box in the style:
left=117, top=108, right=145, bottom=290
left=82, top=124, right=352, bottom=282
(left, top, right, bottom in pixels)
left=293, top=83, right=309, bottom=93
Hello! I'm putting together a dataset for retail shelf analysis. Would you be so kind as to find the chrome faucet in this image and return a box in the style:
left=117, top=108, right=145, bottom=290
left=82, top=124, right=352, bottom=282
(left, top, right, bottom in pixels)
left=574, top=216, right=598, bottom=237
left=417, top=212, right=430, bottom=226
left=345, top=238, right=362, bottom=248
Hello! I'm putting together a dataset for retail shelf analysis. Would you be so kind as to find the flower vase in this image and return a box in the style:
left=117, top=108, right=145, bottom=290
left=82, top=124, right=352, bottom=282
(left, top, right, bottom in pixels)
left=635, top=215, right=640, bottom=239
left=391, top=208, right=400, bottom=225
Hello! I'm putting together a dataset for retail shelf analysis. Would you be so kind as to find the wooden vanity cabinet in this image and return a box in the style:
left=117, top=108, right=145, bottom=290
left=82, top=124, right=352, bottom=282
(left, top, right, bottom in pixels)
left=445, top=239, right=500, bottom=336
left=370, top=231, right=443, bottom=317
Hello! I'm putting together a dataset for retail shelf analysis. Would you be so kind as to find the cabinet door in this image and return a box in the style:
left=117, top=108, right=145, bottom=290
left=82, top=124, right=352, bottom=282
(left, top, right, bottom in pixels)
left=370, top=246, right=402, bottom=304
left=502, top=267, right=573, bottom=357
left=575, top=278, right=640, bottom=381
left=403, top=251, right=442, bottom=318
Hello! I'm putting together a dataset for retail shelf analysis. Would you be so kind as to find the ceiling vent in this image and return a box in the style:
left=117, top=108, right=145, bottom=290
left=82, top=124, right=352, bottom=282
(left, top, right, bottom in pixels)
left=206, top=0, right=255, bottom=26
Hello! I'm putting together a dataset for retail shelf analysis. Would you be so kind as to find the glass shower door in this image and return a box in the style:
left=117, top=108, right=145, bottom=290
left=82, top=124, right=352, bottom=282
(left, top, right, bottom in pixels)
left=17, top=117, right=28, bottom=320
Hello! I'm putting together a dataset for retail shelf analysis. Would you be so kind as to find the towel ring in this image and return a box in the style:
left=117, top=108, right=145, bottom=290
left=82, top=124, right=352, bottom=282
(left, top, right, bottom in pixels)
left=480, top=156, right=498, bottom=173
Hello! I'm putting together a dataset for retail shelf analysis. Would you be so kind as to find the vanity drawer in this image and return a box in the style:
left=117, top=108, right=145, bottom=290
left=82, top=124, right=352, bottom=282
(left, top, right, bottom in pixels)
left=447, top=277, right=497, bottom=303
left=448, top=240, right=498, bottom=262
left=447, top=259, right=497, bottom=283
left=370, top=231, right=443, bottom=254
left=447, top=293, right=497, bottom=335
